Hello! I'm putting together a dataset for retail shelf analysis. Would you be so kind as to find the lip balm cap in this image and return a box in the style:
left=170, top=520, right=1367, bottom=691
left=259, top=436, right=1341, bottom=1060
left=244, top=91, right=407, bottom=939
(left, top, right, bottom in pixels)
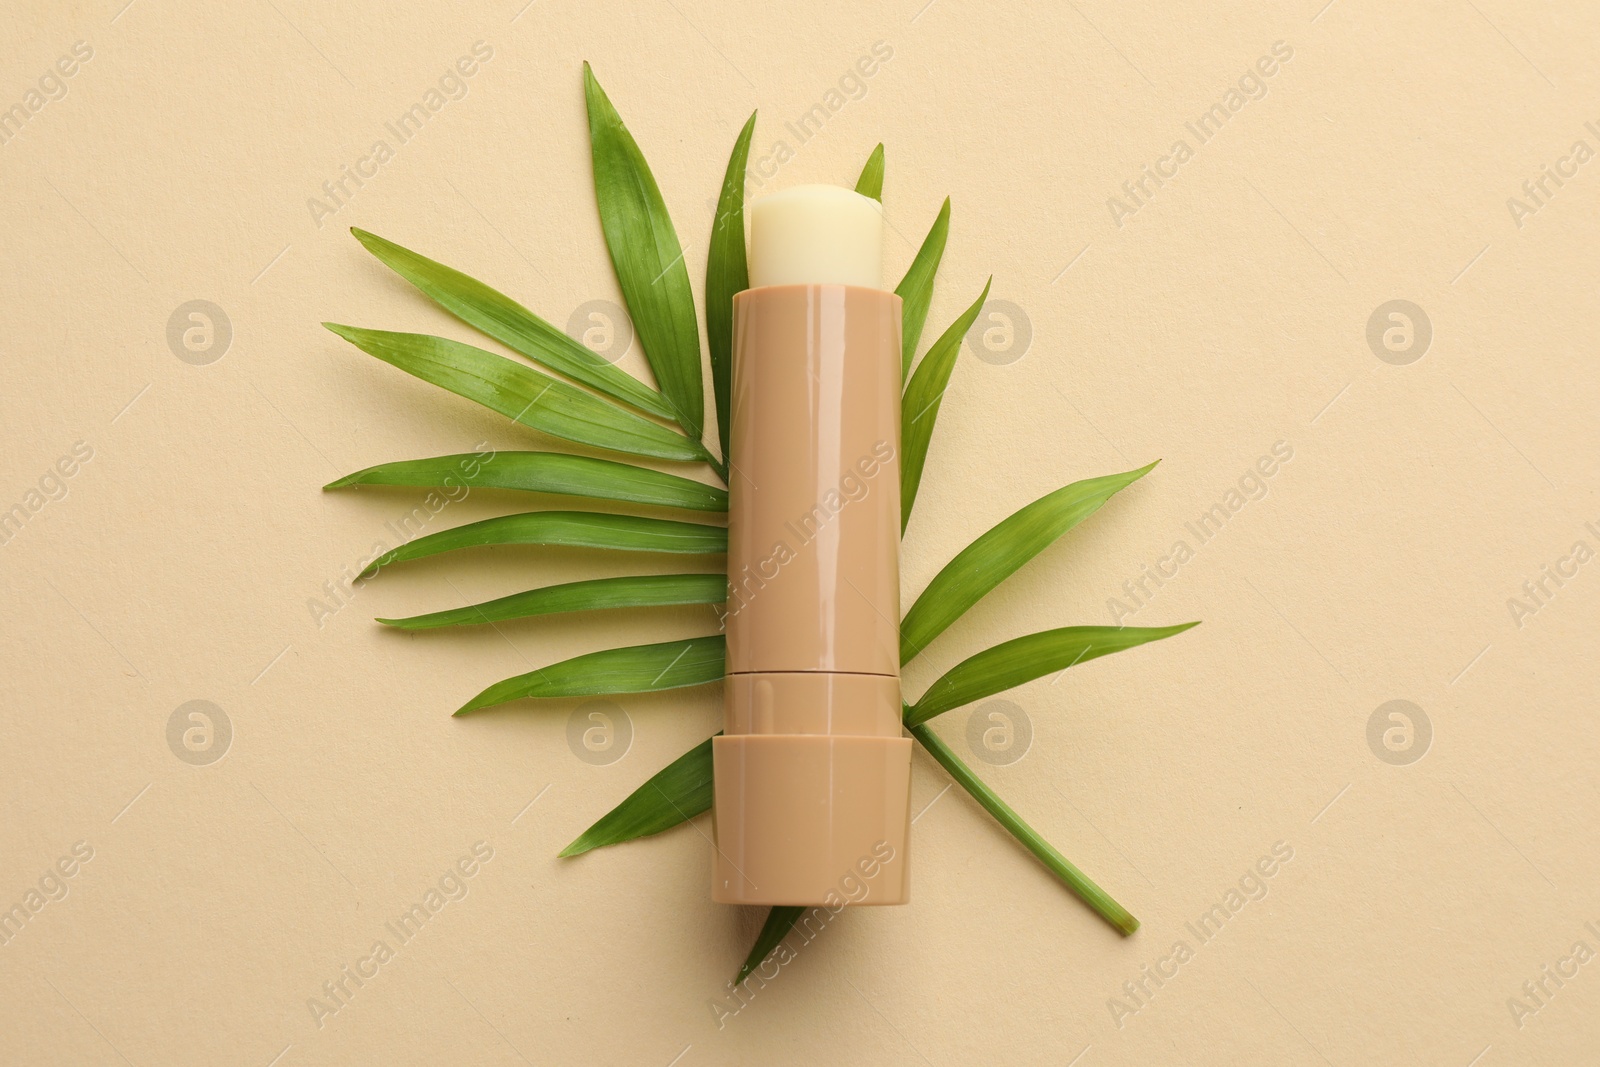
left=748, top=184, right=884, bottom=290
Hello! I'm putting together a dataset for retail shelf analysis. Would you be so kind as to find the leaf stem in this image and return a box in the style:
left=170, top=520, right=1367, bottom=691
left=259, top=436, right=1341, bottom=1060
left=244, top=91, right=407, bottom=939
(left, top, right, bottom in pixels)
left=907, top=721, right=1139, bottom=936
left=701, top=443, right=729, bottom=486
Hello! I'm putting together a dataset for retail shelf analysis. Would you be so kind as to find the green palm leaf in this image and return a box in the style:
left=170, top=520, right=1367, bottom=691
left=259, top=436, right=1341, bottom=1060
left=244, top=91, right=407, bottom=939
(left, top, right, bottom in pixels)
left=361, top=511, right=726, bottom=575
left=457, top=636, right=726, bottom=715
left=705, top=112, right=757, bottom=466
left=325, top=451, right=726, bottom=512
left=896, top=198, right=951, bottom=378
left=900, top=278, right=991, bottom=530
left=560, top=735, right=717, bottom=856
left=348, top=228, right=674, bottom=420
left=904, top=623, right=1198, bottom=727
left=854, top=143, right=885, bottom=201
left=325, top=324, right=705, bottom=463
left=321, top=66, right=1207, bottom=967
left=900, top=464, right=1157, bottom=663
left=378, top=573, right=726, bottom=630
left=583, top=63, right=705, bottom=441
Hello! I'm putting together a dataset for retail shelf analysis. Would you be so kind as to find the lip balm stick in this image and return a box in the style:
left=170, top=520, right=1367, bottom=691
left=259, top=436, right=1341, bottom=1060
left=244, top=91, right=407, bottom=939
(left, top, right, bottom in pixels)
left=712, top=185, right=911, bottom=906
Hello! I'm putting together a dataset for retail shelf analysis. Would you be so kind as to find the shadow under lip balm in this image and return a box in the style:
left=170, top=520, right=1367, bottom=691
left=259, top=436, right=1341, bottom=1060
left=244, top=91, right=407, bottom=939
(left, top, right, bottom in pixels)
left=711, top=184, right=911, bottom=907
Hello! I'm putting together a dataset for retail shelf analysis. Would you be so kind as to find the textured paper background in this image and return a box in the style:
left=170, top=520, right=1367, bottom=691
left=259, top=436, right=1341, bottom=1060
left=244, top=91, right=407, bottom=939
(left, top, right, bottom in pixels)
left=3, top=1, right=1597, bottom=1063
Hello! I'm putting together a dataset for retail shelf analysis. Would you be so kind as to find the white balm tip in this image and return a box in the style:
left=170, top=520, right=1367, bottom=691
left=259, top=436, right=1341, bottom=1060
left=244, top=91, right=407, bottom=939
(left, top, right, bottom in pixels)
left=748, top=184, right=884, bottom=290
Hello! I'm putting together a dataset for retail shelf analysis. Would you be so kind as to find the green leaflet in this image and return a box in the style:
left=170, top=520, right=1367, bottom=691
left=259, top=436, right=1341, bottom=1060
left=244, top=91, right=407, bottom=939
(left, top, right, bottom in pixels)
left=325, top=324, right=705, bottom=464
left=854, top=143, right=885, bottom=201
left=900, top=464, right=1157, bottom=663
left=737, top=906, right=806, bottom=983
left=706, top=112, right=757, bottom=467
left=560, top=735, right=714, bottom=853
left=896, top=198, right=951, bottom=379
left=583, top=64, right=705, bottom=442
left=324, top=451, right=726, bottom=512
left=560, top=735, right=717, bottom=856
left=348, top=228, right=674, bottom=420
left=900, top=278, right=991, bottom=531
left=361, top=511, right=727, bottom=576
left=904, top=623, right=1199, bottom=727
left=458, top=635, right=725, bottom=715
left=378, top=573, right=727, bottom=630
left=908, top=721, right=1138, bottom=935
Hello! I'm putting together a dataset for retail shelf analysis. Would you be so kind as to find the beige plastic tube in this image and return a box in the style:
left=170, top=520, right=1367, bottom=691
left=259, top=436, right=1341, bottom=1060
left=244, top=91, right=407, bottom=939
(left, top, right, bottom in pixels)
left=712, top=186, right=911, bottom=907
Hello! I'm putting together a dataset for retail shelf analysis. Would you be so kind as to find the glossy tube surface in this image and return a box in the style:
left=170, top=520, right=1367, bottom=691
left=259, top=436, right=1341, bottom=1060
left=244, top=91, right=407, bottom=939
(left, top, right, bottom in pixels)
left=711, top=283, right=911, bottom=906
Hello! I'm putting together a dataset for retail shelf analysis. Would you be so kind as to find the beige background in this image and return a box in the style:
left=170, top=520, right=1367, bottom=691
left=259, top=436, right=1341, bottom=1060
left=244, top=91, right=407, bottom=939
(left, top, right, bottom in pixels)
left=2, top=0, right=1597, bottom=1063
